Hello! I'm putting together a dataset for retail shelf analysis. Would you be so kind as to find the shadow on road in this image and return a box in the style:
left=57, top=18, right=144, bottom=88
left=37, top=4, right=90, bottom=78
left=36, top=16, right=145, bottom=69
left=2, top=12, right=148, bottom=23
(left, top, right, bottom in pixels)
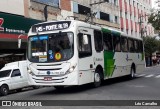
left=33, top=75, right=141, bottom=95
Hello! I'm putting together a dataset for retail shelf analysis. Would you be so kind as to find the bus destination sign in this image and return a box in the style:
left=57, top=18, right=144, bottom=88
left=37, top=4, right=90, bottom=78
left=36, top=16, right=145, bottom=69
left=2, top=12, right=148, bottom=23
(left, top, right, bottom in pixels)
left=32, top=21, right=71, bottom=33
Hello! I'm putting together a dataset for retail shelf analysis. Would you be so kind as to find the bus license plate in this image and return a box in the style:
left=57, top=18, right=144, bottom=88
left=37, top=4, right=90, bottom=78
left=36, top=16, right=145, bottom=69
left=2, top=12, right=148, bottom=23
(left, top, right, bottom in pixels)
left=44, top=77, right=52, bottom=81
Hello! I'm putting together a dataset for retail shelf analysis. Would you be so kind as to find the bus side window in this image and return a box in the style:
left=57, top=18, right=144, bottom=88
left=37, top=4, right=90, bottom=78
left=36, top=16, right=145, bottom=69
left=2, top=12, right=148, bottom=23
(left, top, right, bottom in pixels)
left=94, top=30, right=103, bottom=52
left=113, top=34, right=121, bottom=52
left=103, top=33, right=113, bottom=51
left=128, top=38, right=135, bottom=53
left=78, top=33, right=92, bottom=58
left=121, top=36, right=128, bottom=52
left=138, top=40, right=144, bottom=52
left=134, top=40, right=139, bottom=53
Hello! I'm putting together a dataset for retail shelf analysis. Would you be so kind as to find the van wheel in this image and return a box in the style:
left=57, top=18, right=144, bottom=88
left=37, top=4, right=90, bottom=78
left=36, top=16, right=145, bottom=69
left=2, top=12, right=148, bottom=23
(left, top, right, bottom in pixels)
left=0, top=85, right=9, bottom=96
left=93, top=70, right=101, bottom=88
left=54, top=86, right=64, bottom=90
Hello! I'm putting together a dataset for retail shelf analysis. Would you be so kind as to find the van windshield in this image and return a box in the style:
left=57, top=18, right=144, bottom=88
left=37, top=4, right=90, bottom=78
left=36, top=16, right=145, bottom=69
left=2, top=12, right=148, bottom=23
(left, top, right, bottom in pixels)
left=0, top=70, right=11, bottom=78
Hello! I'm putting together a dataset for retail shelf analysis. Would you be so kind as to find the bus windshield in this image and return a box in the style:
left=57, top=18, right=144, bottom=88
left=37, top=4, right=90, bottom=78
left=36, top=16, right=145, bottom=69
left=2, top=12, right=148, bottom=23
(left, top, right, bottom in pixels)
left=28, top=32, right=74, bottom=63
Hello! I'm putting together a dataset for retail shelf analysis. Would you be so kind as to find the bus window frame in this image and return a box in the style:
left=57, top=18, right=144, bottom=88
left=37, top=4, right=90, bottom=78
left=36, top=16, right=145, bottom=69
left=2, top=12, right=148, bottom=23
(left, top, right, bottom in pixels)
left=121, top=36, right=128, bottom=52
left=103, top=32, right=113, bottom=52
left=78, top=33, right=92, bottom=58
left=94, top=30, right=103, bottom=52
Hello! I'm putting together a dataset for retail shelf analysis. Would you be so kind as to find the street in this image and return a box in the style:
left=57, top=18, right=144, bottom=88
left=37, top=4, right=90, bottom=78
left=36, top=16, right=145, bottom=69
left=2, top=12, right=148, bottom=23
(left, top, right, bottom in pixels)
left=1, top=65, right=160, bottom=109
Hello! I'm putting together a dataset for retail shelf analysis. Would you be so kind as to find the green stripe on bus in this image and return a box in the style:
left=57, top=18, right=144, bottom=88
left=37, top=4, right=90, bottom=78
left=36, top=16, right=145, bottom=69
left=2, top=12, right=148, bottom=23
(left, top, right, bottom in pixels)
left=101, top=28, right=111, bottom=34
left=104, top=51, right=116, bottom=77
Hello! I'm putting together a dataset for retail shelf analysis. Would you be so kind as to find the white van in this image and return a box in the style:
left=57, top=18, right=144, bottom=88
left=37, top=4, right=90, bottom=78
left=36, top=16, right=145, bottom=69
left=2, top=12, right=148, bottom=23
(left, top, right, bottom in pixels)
left=0, top=61, right=38, bottom=96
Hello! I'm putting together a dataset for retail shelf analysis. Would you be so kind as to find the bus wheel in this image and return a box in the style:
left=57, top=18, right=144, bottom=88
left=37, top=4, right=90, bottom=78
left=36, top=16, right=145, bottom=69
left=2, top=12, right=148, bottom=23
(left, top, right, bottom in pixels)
left=54, top=86, right=64, bottom=90
left=93, top=71, right=101, bottom=87
left=130, top=67, right=136, bottom=79
left=0, top=85, right=9, bottom=96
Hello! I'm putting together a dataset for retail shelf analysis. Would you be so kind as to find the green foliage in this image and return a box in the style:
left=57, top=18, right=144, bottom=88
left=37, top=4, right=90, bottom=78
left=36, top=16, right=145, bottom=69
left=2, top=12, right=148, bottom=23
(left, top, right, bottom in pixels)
left=143, top=36, right=159, bottom=57
left=148, top=11, right=160, bottom=30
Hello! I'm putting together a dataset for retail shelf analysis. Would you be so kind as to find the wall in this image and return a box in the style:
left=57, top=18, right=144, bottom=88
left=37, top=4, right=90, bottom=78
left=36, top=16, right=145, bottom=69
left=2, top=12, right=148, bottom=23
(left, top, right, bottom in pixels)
left=0, top=0, right=25, bottom=16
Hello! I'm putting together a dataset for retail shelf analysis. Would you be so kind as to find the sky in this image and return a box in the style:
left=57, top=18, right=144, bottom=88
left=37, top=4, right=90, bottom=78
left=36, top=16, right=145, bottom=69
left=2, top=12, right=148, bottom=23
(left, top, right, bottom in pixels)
left=152, top=0, right=159, bottom=8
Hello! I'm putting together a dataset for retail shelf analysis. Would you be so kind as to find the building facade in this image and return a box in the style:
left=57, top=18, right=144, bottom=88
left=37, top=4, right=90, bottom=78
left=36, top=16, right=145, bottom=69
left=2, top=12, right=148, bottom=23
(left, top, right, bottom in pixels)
left=0, top=0, right=121, bottom=68
left=119, top=0, right=154, bottom=38
left=27, top=0, right=120, bottom=29
left=0, top=0, right=41, bottom=68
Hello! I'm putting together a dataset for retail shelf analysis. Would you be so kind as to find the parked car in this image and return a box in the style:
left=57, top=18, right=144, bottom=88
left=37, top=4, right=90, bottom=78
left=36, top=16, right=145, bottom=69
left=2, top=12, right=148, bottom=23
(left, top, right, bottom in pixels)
left=0, top=60, right=38, bottom=96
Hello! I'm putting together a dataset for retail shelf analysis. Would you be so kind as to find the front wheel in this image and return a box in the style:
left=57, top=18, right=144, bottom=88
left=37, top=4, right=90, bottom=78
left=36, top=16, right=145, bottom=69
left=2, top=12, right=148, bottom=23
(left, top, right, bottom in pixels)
left=93, top=71, right=101, bottom=88
left=0, top=85, right=9, bottom=96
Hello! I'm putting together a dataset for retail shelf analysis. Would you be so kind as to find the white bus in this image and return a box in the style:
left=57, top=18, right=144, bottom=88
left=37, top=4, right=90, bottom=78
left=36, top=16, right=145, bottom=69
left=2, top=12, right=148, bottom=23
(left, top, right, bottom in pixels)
left=27, top=20, right=145, bottom=89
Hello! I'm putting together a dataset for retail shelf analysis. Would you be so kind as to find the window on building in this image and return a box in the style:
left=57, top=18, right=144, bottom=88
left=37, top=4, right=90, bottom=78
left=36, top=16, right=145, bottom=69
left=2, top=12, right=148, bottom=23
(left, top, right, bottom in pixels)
left=32, top=0, right=59, bottom=7
left=125, top=12, right=127, bottom=19
left=115, top=16, right=118, bottom=24
left=129, top=0, right=131, bottom=5
left=131, top=30, right=133, bottom=35
left=114, top=0, right=118, bottom=6
left=110, top=15, right=114, bottom=23
left=94, top=30, right=103, bottom=52
left=120, top=11, right=122, bottom=17
left=104, top=0, right=109, bottom=2
left=100, top=12, right=110, bottom=21
left=121, top=28, right=124, bottom=32
left=78, top=4, right=91, bottom=15
left=133, top=1, right=135, bottom=7
left=126, top=29, right=129, bottom=34
left=73, top=2, right=91, bottom=15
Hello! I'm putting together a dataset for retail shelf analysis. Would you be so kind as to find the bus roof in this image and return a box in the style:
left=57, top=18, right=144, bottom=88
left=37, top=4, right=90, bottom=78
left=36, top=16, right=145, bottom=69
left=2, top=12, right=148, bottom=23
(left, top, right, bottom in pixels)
left=30, top=20, right=142, bottom=40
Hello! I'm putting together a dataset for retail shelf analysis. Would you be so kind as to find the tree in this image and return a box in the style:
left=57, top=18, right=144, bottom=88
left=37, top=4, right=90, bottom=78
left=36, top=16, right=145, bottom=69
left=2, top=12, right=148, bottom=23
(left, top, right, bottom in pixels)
left=143, top=36, right=159, bottom=66
left=148, top=10, right=160, bottom=31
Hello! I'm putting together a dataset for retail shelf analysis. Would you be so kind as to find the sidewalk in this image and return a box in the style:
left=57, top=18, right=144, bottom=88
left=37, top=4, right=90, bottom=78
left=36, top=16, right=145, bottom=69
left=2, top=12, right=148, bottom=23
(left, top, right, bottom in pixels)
left=146, top=64, right=160, bottom=68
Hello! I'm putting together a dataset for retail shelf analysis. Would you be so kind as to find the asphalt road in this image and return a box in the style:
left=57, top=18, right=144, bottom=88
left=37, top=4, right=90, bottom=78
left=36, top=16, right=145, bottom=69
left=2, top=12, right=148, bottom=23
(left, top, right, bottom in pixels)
left=1, top=65, right=160, bottom=109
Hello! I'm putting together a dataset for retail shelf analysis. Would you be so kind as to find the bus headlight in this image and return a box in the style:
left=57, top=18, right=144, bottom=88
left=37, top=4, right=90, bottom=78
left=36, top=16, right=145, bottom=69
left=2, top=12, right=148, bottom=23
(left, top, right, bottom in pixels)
left=66, top=64, right=77, bottom=74
left=27, top=68, right=35, bottom=76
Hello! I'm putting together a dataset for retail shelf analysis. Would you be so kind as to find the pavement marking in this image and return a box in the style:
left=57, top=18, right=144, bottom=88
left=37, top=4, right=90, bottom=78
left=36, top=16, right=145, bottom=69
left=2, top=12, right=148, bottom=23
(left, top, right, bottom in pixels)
left=145, top=74, right=154, bottom=78
left=136, top=74, right=146, bottom=77
left=155, top=75, right=160, bottom=78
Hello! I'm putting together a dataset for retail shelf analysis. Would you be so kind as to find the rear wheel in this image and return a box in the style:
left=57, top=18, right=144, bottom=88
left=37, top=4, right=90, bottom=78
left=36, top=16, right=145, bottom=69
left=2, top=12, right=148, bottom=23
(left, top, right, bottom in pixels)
left=93, top=70, right=101, bottom=87
left=130, top=67, right=136, bottom=79
left=0, top=85, right=9, bottom=96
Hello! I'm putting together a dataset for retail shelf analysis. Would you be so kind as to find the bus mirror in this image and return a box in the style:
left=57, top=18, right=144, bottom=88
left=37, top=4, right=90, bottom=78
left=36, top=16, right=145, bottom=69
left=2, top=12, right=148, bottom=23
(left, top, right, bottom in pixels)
left=83, top=35, right=88, bottom=45
left=18, top=38, right=22, bottom=48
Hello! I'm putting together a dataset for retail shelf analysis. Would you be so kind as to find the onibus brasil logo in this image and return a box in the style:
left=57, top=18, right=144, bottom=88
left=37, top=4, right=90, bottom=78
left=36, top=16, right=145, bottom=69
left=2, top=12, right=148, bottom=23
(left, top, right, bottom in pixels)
left=0, top=18, right=4, bottom=31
